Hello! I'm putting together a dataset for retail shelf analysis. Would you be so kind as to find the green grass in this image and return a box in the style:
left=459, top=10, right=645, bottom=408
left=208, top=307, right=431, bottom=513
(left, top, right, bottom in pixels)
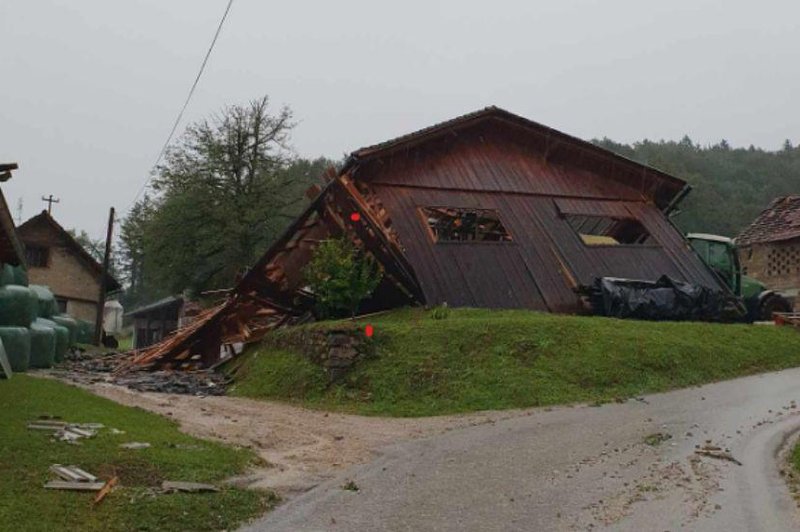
left=230, top=307, right=800, bottom=417
left=115, top=333, right=133, bottom=352
left=0, top=376, right=276, bottom=532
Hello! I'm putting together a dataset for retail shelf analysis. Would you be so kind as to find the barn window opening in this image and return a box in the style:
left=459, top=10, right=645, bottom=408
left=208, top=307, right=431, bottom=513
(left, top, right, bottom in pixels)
left=565, top=214, right=653, bottom=246
left=422, top=207, right=512, bottom=243
left=25, top=246, right=50, bottom=267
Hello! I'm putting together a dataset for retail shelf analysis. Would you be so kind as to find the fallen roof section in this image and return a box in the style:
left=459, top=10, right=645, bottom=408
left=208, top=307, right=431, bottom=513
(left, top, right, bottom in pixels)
left=118, top=168, right=422, bottom=371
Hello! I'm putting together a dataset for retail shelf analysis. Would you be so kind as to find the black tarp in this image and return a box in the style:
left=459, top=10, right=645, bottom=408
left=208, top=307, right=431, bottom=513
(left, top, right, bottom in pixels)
left=582, top=275, right=737, bottom=321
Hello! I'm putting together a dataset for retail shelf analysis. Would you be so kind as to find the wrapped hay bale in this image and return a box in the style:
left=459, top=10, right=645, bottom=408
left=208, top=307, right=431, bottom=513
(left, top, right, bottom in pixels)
left=29, top=320, right=56, bottom=368
left=0, top=264, right=15, bottom=286
left=0, top=327, right=31, bottom=372
left=12, top=266, right=28, bottom=287
left=35, top=318, right=69, bottom=362
left=51, top=314, right=78, bottom=346
left=75, top=320, right=95, bottom=344
left=0, top=285, right=37, bottom=327
left=29, top=285, right=58, bottom=319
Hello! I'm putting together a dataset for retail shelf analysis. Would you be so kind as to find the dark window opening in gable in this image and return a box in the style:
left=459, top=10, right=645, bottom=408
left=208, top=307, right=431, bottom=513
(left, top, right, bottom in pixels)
left=55, top=298, right=68, bottom=314
left=421, top=207, right=512, bottom=243
left=565, top=214, right=653, bottom=246
left=26, top=246, right=50, bottom=267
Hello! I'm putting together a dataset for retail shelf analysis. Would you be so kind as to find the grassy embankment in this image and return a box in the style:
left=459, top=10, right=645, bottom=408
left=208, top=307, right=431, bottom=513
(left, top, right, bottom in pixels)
left=0, top=376, right=275, bottom=532
left=230, top=307, right=800, bottom=417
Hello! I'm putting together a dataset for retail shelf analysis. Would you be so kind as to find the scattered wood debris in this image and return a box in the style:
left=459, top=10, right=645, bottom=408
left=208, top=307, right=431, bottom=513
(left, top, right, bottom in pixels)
left=28, top=419, right=104, bottom=444
left=45, top=464, right=106, bottom=492
left=50, top=464, right=98, bottom=483
left=161, top=481, right=219, bottom=493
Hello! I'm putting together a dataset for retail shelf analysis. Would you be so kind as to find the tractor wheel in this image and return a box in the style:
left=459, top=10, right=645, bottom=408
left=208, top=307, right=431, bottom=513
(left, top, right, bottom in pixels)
left=759, top=294, right=792, bottom=321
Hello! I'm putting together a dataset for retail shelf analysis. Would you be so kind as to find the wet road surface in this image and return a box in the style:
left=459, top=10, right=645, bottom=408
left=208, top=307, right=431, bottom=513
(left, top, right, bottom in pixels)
left=244, top=368, right=800, bottom=531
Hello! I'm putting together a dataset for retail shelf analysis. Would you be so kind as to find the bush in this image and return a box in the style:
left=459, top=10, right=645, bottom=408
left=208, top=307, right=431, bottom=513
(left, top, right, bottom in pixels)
left=303, top=238, right=382, bottom=318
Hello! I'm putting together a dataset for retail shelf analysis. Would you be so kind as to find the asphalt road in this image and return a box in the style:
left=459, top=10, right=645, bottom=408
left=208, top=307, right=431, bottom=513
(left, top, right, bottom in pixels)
left=243, top=368, right=800, bottom=531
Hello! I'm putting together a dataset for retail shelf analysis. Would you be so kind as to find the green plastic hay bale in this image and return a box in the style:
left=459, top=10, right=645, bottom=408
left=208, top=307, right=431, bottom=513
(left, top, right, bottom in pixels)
left=75, top=320, right=95, bottom=344
left=29, top=285, right=58, bottom=319
left=0, top=285, right=37, bottom=327
left=36, top=318, right=69, bottom=362
left=0, top=327, right=30, bottom=372
left=29, top=320, right=56, bottom=368
left=11, top=266, right=28, bottom=287
left=51, top=314, right=78, bottom=346
left=0, top=264, right=15, bottom=286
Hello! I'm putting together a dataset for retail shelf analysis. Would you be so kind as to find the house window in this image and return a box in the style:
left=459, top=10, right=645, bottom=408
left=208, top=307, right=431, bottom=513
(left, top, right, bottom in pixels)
left=55, top=298, right=68, bottom=314
left=25, top=246, right=50, bottom=267
left=564, top=214, right=653, bottom=246
left=421, top=207, right=512, bottom=243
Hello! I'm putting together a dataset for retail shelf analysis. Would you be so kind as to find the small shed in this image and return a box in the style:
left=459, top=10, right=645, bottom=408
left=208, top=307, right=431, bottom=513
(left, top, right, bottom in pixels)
left=127, top=296, right=185, bottom=350
left=737, top=196, right=800, bottom=309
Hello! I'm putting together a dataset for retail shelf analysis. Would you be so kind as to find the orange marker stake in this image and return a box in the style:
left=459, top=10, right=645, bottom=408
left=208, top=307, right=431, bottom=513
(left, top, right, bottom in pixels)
left=365, top=324, right=374, bottom=338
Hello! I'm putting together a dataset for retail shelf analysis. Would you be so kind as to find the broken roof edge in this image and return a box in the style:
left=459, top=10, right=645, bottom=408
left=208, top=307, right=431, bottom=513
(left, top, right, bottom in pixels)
left=126, top=295, right=184, bottom=318
left=735, top=195, right=800, bottom=246
left=341, top=106, right=688, bottom=209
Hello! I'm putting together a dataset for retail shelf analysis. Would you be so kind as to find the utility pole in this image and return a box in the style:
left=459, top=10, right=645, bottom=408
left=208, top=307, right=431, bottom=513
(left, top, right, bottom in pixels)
left=42, top=194, right=60, bottom=214
left=15, top=198, right=23, bottom=224
left=95, top=207, right=115, bottom=346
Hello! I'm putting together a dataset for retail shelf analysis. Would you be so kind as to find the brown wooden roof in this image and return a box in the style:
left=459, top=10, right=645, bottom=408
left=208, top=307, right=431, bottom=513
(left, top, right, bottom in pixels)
left=343, top=106, right=689, bottom=211
left=17, top=211, right=121, bottom=291
left=736, top=196, right=800, bottom=246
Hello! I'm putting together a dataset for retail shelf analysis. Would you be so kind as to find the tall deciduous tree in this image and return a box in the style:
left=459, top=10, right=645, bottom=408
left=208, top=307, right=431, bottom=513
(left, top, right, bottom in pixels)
left=136, top=97, right=330, bottom=296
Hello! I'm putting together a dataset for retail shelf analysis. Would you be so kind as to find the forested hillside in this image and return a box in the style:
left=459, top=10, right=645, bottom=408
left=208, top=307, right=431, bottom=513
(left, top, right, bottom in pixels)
left=593, top=137, right=800, bottom=237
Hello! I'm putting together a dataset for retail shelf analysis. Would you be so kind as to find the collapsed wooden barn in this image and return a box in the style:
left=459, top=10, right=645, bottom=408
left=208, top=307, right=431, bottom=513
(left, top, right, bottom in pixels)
left=124, top=107, right=728, bottom=371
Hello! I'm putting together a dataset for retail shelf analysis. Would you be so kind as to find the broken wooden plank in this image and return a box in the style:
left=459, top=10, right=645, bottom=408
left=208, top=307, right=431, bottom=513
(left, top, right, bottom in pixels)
left=28, top=423, right=67, bottom=431
left=161, top=481, right=219, bottom=493
left=44, top=481, right=105, bottom=491
left=694, top=449, right=743, bottom=466
left=93, top=476, right=118, bottom=505
left=0, top=341, right=11, bottom=379
left=50, top=465, right=97, bottom=483
left=120, top=442, right=151, bottom=449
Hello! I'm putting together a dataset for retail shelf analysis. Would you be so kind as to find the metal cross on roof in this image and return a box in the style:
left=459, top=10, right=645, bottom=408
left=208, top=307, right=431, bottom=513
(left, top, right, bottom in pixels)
left=42, top=194, right=60, bottom=214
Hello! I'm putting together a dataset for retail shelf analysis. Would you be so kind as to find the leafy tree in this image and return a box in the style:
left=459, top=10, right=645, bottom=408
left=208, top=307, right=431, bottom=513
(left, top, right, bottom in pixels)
left=303, top=238, right=383, bottom=318
left=135, top=96, right=331, bottom=296
left=68, top=228, right=120, bottom=281
left=118, top=196, right=161, bottom=308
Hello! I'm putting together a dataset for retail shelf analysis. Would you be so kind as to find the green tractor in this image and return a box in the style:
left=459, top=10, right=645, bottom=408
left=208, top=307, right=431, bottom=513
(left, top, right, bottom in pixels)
left=687, top=233, right=793, bottom=321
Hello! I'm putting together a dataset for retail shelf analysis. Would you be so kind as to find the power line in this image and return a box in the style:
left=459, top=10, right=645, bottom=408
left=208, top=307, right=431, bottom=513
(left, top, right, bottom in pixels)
left=130, top=0, right=234, bottom=209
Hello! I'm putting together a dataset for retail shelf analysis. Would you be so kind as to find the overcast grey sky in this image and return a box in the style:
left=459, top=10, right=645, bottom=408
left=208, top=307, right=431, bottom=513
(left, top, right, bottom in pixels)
left=1, top=0, right=798, bottom=237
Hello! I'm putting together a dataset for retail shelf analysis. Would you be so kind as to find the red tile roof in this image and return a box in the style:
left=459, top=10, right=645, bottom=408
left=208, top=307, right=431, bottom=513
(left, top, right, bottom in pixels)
left=736, top=196, right=800, bottom=246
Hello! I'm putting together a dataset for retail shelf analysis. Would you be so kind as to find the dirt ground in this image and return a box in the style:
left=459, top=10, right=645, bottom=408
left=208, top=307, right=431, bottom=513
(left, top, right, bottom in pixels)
left=79, top=382, right=527, bottom=495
